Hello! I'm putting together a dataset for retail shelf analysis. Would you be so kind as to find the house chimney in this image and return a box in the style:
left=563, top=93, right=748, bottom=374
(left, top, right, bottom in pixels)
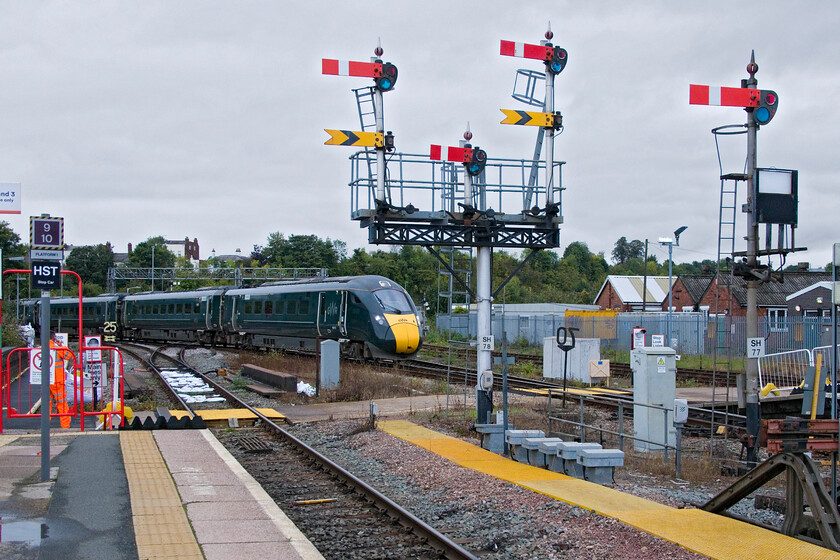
left=128, top=242, right=133, bottom=255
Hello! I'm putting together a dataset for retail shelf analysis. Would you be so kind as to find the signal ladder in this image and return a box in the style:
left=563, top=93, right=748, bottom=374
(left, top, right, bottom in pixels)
left=354, top=87, right=388, bottom=203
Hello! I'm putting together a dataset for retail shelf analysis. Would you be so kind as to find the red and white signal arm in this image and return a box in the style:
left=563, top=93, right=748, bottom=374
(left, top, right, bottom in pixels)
left=500, top=40, right=553, bottom=61
left=429, top=144, right=473, bottom=163
left=322, top=59, right=382, bottom=78
left=689, top=85, right=760, bottom=108
left=84, top=335, right=103, bottom=362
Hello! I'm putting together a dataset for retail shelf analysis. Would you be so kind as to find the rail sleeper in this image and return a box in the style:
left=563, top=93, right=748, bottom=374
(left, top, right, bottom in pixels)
left=576, top=448, right=624, bottom=485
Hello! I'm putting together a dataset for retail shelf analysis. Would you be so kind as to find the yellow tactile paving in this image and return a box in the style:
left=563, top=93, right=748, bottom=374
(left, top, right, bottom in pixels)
left=120, top=431, right=202, bottom=560
left=168, top=408, right=286, bottom=421
left=379, top=419, right=840, bottom=560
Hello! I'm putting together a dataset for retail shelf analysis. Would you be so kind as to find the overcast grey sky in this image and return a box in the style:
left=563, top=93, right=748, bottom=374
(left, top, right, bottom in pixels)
left=1, top=1, right=838, bottom=270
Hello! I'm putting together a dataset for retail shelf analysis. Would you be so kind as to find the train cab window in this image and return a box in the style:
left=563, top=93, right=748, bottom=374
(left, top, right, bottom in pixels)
left=350, top=293, right=361, bottom=305
left=254, top=301, right=263, bottom=314
left=176, top=303, right=183, bottom=314
left=374, top=289, right=413, bottom=314
left=265, top=301, right=273, bottom=314
left=194, top=302, right=201, bottom=313
left=245, top=302, right=253, bottom=314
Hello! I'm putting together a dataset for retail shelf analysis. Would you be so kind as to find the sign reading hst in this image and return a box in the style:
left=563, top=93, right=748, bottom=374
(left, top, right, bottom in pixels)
left=747, top=337, right=765, bottom=358
left=31, top=260, right=61, bottom=289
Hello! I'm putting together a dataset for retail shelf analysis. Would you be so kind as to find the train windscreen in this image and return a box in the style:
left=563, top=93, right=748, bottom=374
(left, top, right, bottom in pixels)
left=374, top=289, right=413, bottom=314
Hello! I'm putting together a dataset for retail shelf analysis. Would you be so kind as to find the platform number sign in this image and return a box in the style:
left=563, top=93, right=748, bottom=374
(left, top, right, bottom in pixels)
left=748, top=337, right=765, bottom=358
left=480, top=335, right=495, bottom=352
left=30, top=216, right=64, bottom=250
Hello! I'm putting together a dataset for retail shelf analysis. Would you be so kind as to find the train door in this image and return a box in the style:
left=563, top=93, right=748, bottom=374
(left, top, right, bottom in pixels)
left=317, top=291, right=346, bottom=337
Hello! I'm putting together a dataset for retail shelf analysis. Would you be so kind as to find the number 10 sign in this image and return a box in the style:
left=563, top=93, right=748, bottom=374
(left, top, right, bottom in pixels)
left=30, top=216, right=64, bottom=251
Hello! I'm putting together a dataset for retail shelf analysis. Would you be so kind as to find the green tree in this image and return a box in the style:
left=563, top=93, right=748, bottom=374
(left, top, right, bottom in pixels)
left=128, top=236, right=176, bottom=269
left=65, top=243, right=115, bottom=290
left=611, top=237, right=644, bottom=264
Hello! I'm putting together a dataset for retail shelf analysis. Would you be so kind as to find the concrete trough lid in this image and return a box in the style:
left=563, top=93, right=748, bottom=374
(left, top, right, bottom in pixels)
left=557, top=442, right=602, bottom=460
left=505, top=429, right=544, bottom=444
left=538, top=440, right=567, bottom=453
left=522, top=437, right=563, bottom=450
left=577, top=448, right=625, bottom=467
left=475, top=423, right=506, bottom=434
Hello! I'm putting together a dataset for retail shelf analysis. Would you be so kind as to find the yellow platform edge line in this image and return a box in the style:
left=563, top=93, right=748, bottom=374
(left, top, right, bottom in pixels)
left=378, top=420, right=840, bottom=560
left=120, top=432, right=202, bottom=559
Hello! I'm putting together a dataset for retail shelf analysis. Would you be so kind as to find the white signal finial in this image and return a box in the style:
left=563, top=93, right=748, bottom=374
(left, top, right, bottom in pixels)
left=375, top=37, right=383, bottom=58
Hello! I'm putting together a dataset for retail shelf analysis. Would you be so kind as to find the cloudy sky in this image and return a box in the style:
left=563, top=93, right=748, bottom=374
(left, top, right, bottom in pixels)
left=1, top=1, right=838, bottom=270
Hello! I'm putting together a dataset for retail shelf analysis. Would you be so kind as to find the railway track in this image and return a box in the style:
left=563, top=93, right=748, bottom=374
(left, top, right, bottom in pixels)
left=119, top=343, right=479, bottom=560
left=421, top=343, right=738, bottom=386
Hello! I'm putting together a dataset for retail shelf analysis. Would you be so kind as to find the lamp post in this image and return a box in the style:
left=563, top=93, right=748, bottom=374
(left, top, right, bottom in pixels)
left=151, top=245, right=155, bottom=292
left=659, top=226, right=687, bottom=348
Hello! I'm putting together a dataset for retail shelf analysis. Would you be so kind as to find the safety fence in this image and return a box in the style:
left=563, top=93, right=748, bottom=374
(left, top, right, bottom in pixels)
left=437, top=312, right=839, bottom=358
left=1, top=344, right=125, bottom=433
left=758, top=344, right=840, bottom=391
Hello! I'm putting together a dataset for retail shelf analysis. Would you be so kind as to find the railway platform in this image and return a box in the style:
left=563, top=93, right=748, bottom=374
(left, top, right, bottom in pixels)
left=0, top=429, right=324, bottom=560
left=379, top=419, right=840, bottom=560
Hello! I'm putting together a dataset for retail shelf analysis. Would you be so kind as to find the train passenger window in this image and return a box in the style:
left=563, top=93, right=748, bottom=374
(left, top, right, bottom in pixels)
left=194, top=302, right=201, bottom=313
left=287, top=300, right=298, bottom=315
left=265, top=301, right=273, bottom=314
left=168, top=304, right=174, bottom=314
left=176, top=303, right=183, bottom=314
left=300, top=300, right=309, bottom=315
left=153, top=305, right=159, bottom=315
left=275, top=300, right=285, bottom=314
left=245, top=302, right=253, bottom=314
left=254, top=301, right=263, bottom=314
left=185, top=303, right=191, bottom=314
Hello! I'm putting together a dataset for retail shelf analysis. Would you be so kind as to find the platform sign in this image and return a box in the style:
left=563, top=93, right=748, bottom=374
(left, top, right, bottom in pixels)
left=747, top=337, right=765, bottom=358
left=324, top=129, right=383, bottom=147
left=30, top=349, right=56, bottom=385
left=632, top=327, right=646, bottom=350
left=651, top=334, right=665, bottom=347
left=0, top=183, right=21, bottom=214
left=30, top=216, right=64, bottom=251
left=31, top=260, right=61, bottom=289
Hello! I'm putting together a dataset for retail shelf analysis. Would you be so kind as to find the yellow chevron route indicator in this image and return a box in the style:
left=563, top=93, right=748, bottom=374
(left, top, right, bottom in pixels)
left=500, top=109, right=554, bottom=127
left=324, top=129, right=383, bottom=147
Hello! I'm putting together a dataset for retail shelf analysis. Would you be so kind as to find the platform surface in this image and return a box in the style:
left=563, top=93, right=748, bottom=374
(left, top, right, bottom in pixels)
left=379, top=419, right=840, bottom=560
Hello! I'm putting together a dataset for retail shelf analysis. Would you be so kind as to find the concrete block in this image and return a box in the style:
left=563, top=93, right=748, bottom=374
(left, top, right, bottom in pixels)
left=577, top=448, right=623, bottom=485
left=522, top=437, right=564, bottom=467
left=557, top=442, right=602, bottom=478
left=475, top=423, right=507, bottom=454
left=504, top=429, right=544, bottom=445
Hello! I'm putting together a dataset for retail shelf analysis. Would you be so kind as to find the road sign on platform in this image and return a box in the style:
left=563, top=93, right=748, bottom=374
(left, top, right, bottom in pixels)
left=30, top=215, right=64, bottom=251
left=324, top=129, right=383, bottom=147
left=500, top=109, right=555, bottom=127
left=500, top=40, right=553, bottom=61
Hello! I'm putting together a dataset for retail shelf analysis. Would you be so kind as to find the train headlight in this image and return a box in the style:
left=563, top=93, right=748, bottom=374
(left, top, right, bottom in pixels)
left=374, top=315, right=386, bottom=326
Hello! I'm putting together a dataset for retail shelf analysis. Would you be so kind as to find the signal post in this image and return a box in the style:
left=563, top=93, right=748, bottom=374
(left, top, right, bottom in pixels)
left=690, top=53, right=799, bottom=467
left=324, top=29, right=568, bottom=426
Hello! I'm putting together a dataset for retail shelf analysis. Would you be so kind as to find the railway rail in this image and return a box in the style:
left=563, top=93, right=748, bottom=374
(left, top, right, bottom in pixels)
left=119, top=343, right=479, bottom=560
left=421, top=343, right=737, bottom=386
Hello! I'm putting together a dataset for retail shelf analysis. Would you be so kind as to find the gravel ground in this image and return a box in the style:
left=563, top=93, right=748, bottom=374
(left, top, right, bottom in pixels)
left=170, top=347, right=794, bottom=556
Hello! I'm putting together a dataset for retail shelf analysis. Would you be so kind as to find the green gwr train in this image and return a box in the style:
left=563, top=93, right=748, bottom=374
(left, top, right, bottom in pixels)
left=25, top=275, right=422, bottom=360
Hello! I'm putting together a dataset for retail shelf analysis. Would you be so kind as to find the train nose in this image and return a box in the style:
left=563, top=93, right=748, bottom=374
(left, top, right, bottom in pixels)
left=391, top=322, right=420, bottom=354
